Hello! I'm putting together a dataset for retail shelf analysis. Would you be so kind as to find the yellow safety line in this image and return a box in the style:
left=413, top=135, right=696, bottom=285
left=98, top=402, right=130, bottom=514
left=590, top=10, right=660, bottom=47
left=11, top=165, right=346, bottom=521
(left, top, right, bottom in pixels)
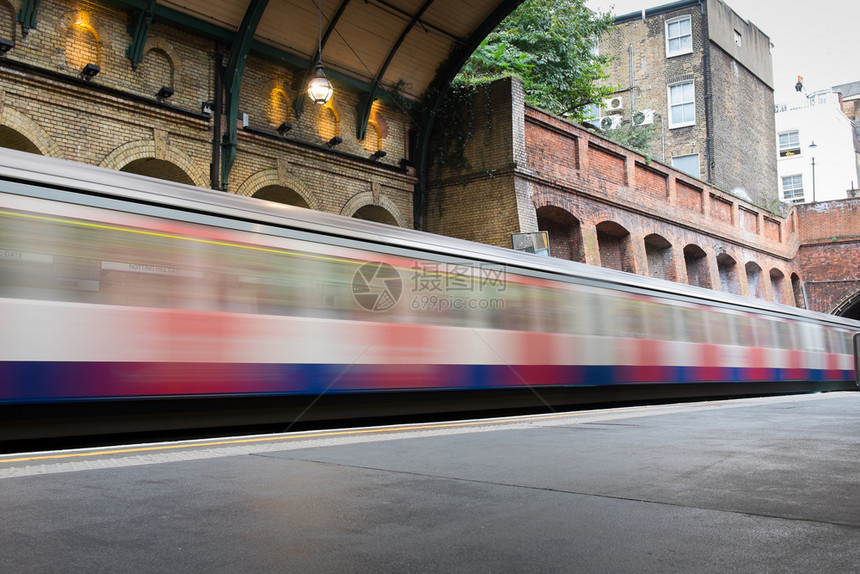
left=0, top=405, right=659, bottom=464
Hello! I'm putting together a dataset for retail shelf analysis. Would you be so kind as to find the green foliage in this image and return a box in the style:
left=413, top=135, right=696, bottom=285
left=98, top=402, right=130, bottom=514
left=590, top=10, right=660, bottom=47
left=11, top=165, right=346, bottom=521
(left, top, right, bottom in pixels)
left=598, top=120, right=657, bottom=157
left=458, top=0, right=615, bottom=120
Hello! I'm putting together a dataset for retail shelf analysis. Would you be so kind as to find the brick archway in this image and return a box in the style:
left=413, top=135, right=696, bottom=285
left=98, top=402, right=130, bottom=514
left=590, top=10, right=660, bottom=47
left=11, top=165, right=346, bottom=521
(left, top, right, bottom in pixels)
left=235, top=168, right=319, bottom=210
left=596, top=221, right=634, bottom=273
left=99, top=140, right=208, bottom=188
left=536, top=205, right=584, bottom=262
left=341, top=192, right=408, bottom=228
left=644, top=233, right=676, bottom=281
left=0, top=107, right=62, bottom=158
left=832, top=290, right=860, bottom=320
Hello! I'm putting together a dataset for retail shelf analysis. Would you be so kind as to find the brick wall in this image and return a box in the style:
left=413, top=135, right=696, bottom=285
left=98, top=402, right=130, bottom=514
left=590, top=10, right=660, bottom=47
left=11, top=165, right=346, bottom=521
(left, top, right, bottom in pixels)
left=603, top=6, right=709, bottom=176
left=602, top=4, right=778, bottom=207
left=0, top=0, right=415, bottom=227
left=424, top=78, right=531, bottom=247
left=708, top=45, right=778, bottom=205
left=796, top=199, right=860, bottom=314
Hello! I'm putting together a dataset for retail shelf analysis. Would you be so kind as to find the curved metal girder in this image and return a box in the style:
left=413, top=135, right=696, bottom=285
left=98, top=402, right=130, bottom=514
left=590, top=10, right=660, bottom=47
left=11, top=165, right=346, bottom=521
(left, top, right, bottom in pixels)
left=412, top=0, right=525, bottom=229
left=294, top=0, right=352, bottom=118
left=126, top=0, right=157, bottom=70
left=355, top=0, right=436, bottom=140
left=17, top=0, right=41, bottom=35
left=220, top=0, right=269, bottom=191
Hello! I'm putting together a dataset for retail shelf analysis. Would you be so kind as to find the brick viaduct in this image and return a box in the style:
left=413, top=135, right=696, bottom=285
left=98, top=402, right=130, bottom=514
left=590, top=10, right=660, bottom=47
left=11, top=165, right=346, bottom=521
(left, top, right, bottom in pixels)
left=426, top=78, right=860, bottom=316
left=0, top=1, right=856, bottom=318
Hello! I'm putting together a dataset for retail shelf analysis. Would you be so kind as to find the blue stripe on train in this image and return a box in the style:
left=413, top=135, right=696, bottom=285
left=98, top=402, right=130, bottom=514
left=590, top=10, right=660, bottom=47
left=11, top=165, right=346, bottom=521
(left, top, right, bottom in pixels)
left=0, top=361, right=853, bottom=403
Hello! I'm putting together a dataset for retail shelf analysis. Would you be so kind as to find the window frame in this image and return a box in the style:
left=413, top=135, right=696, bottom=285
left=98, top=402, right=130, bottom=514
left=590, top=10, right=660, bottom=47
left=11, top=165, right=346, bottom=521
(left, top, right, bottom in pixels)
left=665, top=15, right=693, bottom=57
left=672, top=153, right=700, bottom=178
left=778, top=130, right=801, bottom=157
left=781, top=174, right=804, bottom=203
left=668, top=80, right=696, bottom=128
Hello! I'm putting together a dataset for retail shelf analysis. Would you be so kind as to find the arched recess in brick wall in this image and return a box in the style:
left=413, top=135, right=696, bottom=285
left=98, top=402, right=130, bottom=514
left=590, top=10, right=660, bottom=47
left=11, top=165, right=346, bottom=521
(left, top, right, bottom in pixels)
left=341, top=192, right=408, bottom=227
left=791, top=273, right=805, bottom=309
left=745, top=262, right=765, bottom=300
left=236, top=169, right=319, bottom=210
left=717, top=253, right=741, bottom=296
left=100, top=140, right=208, bottom=188
left=0, top=1, right=15, bottom=41
left=352, top=205, right=399, bottom=225
left=536, top=206, right=584, bottom=263
left=59, top=11, right=112, bottom=74
left=832, top=291, right=860, bottom=320
left=596, top=221, right=634, bottom=273
left=141, top=47, right=177, bottom=96
left=684, top=244, right=711, bottom=289
left=263, top=79, right=294, bottom=128
left=363, top=121, right=382, bottom=152
left=253, top=186, right=311, bottom=209
left=644, top=234, right=676, bottom=282
left=316, top=102, right=341, bottom=144
left=770, top=268, right=788, bottom=305
left=0, top=108, right=62, bottom=158
left=121, top=158, right=194, bottom=185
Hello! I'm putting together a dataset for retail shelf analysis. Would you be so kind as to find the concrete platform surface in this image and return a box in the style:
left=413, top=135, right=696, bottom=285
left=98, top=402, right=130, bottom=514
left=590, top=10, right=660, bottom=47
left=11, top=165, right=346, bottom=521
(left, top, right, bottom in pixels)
left=1, top=392, right=858, bottom=573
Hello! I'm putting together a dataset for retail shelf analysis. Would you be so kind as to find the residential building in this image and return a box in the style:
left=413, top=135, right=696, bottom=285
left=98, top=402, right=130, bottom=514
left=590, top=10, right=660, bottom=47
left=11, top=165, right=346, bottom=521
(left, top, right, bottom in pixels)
left=598, top=0, right=777, bottom=206
left=774, top=88, right=859, bottom=203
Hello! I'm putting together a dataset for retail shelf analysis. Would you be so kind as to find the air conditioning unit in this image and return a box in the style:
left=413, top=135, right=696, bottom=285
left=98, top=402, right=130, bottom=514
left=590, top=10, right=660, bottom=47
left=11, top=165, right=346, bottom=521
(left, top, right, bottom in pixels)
left=600, top=115, right=622, bottom=130
left=632, top=109, right=655, bottom=126
left=583, top=117, right=602, bottom=129
left=603, top=96, right=623, bottom=111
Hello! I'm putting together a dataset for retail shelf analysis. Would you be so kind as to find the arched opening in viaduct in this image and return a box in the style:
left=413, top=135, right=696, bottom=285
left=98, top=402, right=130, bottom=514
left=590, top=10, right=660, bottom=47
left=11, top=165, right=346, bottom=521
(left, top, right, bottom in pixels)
left=717, top=253, right=741, bottom=295
left=120, top=158, right=194, bottom=186
left=644, top=234, right=675, bottom=281
left=745, top=262, right=765, bottom=299
left=0, top=127, right=42, bottom=155
left=791, top=273, right=805, bottom=309
left=253, top=186, right=311, bottom=208
left=536, top=206, right=584, bottom=263
left=684, top=244, right=711, bottom=289
left=352, top=205, right=398, bottom=226
left=770, top=268, right=788, bottom=305
left=833, top=292, right=860, bottom=320
left=596, top=221, right=634, bottom=273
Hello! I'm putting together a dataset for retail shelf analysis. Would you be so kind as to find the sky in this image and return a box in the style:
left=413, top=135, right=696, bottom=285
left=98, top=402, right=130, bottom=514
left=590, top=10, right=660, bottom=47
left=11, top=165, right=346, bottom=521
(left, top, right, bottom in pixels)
left=586, top=0, right=860, bottom=104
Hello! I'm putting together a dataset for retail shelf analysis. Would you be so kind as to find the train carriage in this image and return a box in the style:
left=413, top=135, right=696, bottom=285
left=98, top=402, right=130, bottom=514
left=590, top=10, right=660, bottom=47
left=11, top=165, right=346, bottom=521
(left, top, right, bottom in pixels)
left=1, top=150, right=857, bottom=441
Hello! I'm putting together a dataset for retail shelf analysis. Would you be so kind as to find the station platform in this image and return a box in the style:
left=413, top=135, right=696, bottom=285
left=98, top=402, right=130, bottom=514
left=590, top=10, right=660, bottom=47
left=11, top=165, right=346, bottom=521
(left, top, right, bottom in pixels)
left=2, top=392, right=858, bottom=573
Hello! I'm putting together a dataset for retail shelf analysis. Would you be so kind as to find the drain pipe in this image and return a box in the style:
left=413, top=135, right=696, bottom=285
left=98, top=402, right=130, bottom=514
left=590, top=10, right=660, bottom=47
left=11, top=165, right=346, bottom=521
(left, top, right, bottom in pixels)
left=700, top=0, right=714, bottom=183
left=210, top=42, right=224, bottom=191
left=629, top=44, right=635, bottom=117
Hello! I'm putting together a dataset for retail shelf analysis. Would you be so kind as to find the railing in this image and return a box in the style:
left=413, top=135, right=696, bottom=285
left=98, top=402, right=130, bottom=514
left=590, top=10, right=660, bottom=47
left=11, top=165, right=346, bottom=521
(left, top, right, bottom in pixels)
left=775, top=90, right=840, bottom=114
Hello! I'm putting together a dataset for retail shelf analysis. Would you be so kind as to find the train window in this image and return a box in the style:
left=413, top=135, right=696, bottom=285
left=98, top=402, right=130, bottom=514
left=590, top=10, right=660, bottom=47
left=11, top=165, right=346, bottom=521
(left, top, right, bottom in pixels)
left=642, top=301, right=675, bottom=341
left=676, top=306, right=707, bottom=343
left=707, top=312, right=733, bottom=345
left=772, top=320, right=796, bottom=350
left=616, top=296, right=647, bottom=338
left=800, top=324, right=826, bottom=353
left=566, top=287, right=594, bottom=336
left=826, top=329, right=850, bottom=355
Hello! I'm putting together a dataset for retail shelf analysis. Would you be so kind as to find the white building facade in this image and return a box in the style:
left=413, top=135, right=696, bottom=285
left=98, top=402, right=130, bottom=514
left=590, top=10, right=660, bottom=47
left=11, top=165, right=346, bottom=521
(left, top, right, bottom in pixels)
left=774, top=90, right=859, bottom=204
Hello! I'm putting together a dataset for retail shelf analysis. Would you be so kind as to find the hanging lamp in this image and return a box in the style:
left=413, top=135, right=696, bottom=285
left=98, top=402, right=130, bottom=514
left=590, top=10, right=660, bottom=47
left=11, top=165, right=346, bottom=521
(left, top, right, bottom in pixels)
left=307, top=0, right=333, bottom=104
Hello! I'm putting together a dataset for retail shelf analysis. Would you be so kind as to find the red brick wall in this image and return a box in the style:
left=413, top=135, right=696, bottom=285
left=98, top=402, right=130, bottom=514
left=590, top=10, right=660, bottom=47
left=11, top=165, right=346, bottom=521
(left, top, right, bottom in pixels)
left=797, top=200, right=860, bottom=313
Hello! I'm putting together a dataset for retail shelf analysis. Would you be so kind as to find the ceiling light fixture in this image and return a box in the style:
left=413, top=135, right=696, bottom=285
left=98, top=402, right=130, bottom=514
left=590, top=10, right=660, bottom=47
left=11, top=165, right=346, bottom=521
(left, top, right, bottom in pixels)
left=307, top=0, right=333, bottom=105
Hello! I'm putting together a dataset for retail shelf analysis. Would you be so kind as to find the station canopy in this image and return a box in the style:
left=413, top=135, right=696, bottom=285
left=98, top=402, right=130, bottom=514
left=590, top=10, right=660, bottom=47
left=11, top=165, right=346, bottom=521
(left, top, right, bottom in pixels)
left=117, top=0, right=525, bottom=104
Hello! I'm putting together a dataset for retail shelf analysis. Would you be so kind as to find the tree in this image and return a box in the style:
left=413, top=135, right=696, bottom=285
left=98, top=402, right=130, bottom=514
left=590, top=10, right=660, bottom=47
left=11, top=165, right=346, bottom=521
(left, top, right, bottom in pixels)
left=458, top=0, right=615, bottom=120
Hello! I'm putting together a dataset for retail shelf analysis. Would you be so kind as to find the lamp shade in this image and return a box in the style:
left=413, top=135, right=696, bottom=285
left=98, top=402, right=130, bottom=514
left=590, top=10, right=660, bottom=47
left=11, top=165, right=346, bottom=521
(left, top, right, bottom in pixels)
left=307, top=63, right=333, bottom=105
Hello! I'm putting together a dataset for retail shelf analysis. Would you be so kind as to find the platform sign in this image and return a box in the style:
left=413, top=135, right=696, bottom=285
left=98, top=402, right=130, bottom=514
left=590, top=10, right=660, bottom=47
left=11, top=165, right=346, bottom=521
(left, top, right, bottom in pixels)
left=511, top=231, right=550, bottom=257
left=854, top=333, right=860, bottom=387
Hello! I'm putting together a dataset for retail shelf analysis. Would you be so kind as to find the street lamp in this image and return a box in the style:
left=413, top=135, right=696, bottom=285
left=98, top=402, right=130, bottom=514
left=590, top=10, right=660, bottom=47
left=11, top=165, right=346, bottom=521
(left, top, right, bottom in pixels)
left=809, top=141, right=817, bottom=203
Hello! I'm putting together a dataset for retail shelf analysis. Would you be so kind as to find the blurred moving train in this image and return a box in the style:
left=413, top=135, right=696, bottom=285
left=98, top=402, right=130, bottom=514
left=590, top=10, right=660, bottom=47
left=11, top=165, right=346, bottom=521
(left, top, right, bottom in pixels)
left=1, top=150, right=858, bottom=441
